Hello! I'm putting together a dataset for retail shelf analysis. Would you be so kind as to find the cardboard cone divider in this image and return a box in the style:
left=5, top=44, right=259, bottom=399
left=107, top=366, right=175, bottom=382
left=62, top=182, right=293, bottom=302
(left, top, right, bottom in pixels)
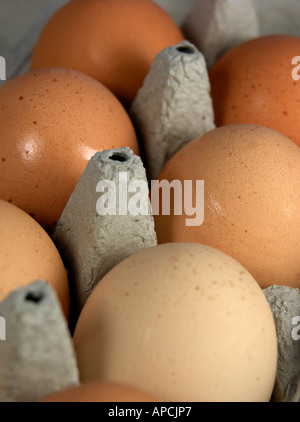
left=0, top=280, right=79, bottom=402
left=52, top=147, right=157, bottom=325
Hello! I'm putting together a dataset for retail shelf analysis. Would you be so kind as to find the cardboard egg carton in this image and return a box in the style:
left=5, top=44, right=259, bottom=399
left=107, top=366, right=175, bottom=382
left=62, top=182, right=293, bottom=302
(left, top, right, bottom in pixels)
left=0, top=280, right=79, bottom=402
left=0, top=0, right=300, bottom=403
left=0, top=148, right=298, bottom=403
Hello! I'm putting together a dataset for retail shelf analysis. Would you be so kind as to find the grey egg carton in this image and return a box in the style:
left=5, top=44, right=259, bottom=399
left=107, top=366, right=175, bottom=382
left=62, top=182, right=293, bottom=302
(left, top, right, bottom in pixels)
left=0, top=0, right=299, bottom=403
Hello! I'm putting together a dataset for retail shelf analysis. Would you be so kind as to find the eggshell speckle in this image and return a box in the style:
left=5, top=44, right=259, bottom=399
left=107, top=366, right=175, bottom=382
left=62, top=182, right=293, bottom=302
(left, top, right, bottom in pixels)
left=0, top=68, right=139, bottom=232
left=73, top=242, right=278, bottom=402
left=153, top=124, right=300, bottom=289
left=0, top=199, right=69, bottom=318
left=30, top=0, right=185, bottom=106
left=209, top=34, right=300, bottom=147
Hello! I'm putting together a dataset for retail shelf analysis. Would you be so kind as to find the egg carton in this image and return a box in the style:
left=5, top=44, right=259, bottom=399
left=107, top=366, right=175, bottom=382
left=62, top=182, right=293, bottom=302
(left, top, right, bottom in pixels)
left=0, top=147, right=299, bottom=403
left=0, top=0, right=300, bottom=403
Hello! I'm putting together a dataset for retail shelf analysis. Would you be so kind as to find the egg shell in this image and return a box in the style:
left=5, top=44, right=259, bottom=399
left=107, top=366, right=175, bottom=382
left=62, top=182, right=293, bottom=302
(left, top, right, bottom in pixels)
left=153, top=124, right=300, bottom=289
left=41, top=381, right=157, bottom=402
left=209, top=34, right=300, bottom=147
left=73, top=242, right=278, bottom=402
left=0, top=67, right=139, bottom=232
left=30, top=0, right=185, bottom=106
left=0, top=199, right=69, bottom=319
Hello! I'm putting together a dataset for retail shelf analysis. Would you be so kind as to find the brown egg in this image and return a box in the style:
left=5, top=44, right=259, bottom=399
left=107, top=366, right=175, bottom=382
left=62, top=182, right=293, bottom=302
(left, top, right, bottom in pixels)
left=153, top=124, right=300, bottom=289
left=0, top=67, right=139, bottom=232
left=41, top=381, right=157, bottom=402
left=30, top=0, right=185, bottom=106
left=0, top=199, right=69, bottom=318
left=73, top=242, right=277, bottom=402
left=209, top=34, right=300, bottom=147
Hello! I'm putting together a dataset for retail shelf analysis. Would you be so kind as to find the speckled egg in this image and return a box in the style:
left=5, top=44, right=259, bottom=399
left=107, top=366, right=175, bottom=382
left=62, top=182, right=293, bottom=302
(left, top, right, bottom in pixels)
left=153, top=124, right=300, bottom=289
left=73, top=242, right=278, bottom=402
left=0, top=67, right=139, bottom=232
left=0, top=199, right=69, bottom=318
left=30, top=0, right=185, bottom=106
left=209, top=35, right=300, bottom=147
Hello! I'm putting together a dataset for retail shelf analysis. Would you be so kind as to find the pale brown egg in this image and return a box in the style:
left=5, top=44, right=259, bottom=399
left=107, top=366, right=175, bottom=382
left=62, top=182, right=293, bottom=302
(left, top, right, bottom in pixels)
left=0, top=199, right=69, bottom=318
left=0, top=67, right=139, bottom=232
left=153, top=124, right=300, bottom=289
left=41, top=381, right=157, bottom=402
left=209, top=35, right=300, bottom=147
left=30, top=0, right=185, bottom=106
left=73, top=242, right=278, bottom=402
